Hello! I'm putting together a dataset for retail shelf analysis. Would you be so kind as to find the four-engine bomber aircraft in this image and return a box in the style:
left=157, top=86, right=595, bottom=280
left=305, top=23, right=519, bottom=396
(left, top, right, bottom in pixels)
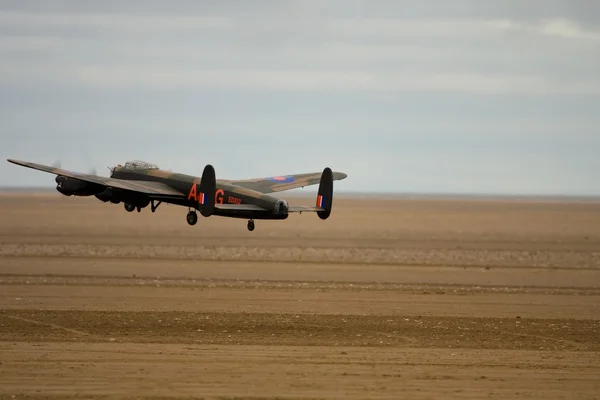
left=7, top=159, right=347, bottom=231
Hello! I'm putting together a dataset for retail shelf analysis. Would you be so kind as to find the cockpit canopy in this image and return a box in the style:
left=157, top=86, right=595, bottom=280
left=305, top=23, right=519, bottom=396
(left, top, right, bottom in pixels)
left=121, top=160, right=159, bottom=170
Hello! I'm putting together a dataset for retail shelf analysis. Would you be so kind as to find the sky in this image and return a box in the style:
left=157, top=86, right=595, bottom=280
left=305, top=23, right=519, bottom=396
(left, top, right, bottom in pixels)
left=1, top=0, right=599, bottom=195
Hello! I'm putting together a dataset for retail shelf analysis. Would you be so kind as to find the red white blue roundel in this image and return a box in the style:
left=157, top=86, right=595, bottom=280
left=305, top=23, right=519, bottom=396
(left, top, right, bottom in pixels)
left=268, top=175, right=296, bottom=183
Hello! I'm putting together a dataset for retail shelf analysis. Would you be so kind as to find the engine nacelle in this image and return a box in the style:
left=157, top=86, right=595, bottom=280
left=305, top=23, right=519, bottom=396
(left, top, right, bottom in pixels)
left=94, top=187, right=150, bottom=209
left=55, top=176, right=102, bottom=197
left=94, top=188, right=121, bottom=203
left=129, top=197, right=150, bottom=209
left=274, top=199, right=289, bottom=215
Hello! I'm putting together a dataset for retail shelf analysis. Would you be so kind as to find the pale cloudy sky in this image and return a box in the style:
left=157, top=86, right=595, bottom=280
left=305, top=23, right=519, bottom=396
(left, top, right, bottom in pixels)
left=1, top=0, right=599, bottom=195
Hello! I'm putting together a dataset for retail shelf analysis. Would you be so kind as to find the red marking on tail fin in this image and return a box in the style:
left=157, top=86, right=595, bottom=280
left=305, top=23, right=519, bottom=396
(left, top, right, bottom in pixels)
left=316, top=194, right=324, bottom=207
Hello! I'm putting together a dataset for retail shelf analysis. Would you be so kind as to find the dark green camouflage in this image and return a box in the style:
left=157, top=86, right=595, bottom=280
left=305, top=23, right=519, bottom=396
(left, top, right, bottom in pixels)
left=7, top=158, right=347, bottom=231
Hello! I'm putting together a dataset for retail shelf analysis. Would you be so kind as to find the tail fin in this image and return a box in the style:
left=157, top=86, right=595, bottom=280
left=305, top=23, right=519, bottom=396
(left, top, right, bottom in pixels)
left=316, top=167, right=333, bottom=220
left=198, top=164, right=216, bottom=217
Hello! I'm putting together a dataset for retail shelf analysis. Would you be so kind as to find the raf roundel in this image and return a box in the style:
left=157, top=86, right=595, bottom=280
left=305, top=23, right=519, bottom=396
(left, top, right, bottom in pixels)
left=268, top=175, right=296, bottom=184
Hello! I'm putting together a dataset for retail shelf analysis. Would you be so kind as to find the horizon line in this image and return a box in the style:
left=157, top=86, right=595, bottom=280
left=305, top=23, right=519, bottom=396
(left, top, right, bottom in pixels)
left=1, top=186, right=599, bottom=201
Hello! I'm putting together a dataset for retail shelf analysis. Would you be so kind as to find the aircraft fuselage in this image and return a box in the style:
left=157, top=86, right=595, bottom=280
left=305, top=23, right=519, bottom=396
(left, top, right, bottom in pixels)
left=110, top=167, right=289, bottom=220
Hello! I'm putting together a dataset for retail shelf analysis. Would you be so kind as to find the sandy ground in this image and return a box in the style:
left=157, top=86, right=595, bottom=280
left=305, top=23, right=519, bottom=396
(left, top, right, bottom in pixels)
left=0, top=193, right=599, bottom=399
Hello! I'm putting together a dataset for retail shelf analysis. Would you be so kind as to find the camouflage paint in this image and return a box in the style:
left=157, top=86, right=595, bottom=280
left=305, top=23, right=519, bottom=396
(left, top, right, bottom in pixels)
left=6, top=158, right=347, bottom=221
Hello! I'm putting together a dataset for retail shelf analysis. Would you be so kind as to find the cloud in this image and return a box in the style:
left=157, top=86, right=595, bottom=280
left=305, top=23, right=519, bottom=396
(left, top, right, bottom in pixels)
left=538, top=18, right=600, bottom=41
left=0, top=10, right=233, bottom=32
left=1, top=63, right=597, bottom=95
left=495, top=18, right=600, bottom=41
left=1, top=13, right=598, bottom=95
left=1, top=8, right=599, bottom=96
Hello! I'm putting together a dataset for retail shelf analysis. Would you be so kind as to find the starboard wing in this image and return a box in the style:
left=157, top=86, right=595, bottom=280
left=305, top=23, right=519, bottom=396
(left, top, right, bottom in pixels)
left=216, top=167, right=334, bottom=218
left=226, top=171, right=347, bottom=194
left=7, top=159, right=185, bottom=198
left=288, top=206, right=325, bottom=213
left=214, top=204, right=267, bottom=211
left=214, top=203, right=324, bottom=214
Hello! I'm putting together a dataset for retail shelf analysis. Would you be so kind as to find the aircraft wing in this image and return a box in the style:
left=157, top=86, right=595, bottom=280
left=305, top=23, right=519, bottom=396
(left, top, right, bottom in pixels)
left=214, top=204, right=267, bottom=211
left=287, top=206, right=325, bottom=213
left=225, top=171, right=347, bottom=194
left=210, top=202, right=327, bottom=214
left=7, top=159, right=185, bottom=198
left=214, top=204, right=324, bottom=213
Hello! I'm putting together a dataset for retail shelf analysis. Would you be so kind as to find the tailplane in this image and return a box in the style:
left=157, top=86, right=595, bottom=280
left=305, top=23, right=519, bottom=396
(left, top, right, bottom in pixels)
left=283, top=166, right=343, bottom=218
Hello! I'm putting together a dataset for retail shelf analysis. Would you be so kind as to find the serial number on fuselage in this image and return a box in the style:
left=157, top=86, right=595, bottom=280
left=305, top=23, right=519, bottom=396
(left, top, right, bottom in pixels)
left=227, top=196, right=242, bottom=204
left=215, top=189, right=242, bottom=204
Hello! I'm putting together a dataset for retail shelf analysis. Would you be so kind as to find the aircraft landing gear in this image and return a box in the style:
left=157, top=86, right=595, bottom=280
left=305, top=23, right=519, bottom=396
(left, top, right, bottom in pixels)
left=124, top=203, right=143, bottom=213
left=150, top=200, right=162, bottom=213
left=186, top=210, right=198, bottom=226
left=247, top=219, right=255, bottom=232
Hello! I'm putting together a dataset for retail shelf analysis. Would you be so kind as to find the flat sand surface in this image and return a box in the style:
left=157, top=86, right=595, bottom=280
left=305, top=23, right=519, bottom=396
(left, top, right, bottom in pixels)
left=0, top=194, right=599, bottom=399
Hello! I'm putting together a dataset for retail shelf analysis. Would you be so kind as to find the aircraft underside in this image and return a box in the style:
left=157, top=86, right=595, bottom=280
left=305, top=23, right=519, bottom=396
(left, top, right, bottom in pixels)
left=121, top=198, right=288, bottom=232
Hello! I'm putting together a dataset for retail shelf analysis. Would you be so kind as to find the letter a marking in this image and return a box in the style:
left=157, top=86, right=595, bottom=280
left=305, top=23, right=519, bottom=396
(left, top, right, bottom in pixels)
left=188, top=183, right=197, bottom=201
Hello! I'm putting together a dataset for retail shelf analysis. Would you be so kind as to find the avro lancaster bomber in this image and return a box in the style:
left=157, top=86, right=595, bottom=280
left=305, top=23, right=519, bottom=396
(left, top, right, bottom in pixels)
left=7, top=159, right=347, bottom=231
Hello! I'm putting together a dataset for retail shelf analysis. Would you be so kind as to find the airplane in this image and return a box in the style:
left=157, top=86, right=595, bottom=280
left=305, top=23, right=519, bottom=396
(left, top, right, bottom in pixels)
left=6, top=158, right=347, bottom=231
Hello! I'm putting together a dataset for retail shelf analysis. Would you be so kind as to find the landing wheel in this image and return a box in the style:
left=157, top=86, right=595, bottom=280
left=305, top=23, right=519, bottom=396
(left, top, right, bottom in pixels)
left=247, top=219, right=255, bottom=232
left=124, top=203, right=135, bottom=212
left=186, top=210, right=198, bottom=226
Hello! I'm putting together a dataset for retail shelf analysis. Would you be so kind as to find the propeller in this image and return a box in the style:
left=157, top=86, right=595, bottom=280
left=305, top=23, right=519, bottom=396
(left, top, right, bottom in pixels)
left=52, top=159, right=100, bottom=176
